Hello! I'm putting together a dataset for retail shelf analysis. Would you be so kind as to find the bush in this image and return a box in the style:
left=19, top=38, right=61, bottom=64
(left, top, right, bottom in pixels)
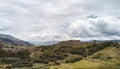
left=16, top=50, right=31, bottom=59
left=66, top=57, right=83, bottom=63
left=12, top=60, right=31, bottom=67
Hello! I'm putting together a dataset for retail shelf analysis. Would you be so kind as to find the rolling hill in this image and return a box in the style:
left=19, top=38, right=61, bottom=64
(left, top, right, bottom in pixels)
left=0, top=40, right=120, bottom=69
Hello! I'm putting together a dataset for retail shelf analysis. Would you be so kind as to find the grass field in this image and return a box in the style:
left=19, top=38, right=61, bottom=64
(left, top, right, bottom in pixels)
left=0, top=42, right=120, bottom=69
left=50, top=46, right=120, bottom=69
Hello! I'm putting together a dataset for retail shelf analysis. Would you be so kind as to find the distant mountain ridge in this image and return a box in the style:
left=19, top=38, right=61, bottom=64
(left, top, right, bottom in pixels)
left=31, top=39, right=120, bottom=46
left=0, top=34, right=32, bottom=46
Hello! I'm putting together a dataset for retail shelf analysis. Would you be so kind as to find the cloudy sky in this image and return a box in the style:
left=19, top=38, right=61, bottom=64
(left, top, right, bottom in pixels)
left=0, top=0, right=120, bottom=44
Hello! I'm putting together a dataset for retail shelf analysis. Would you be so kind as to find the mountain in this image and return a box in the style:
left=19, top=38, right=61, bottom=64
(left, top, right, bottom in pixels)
left=0, top=39, right=120, bottom=69
left=0, top=34, right=32, bottom=46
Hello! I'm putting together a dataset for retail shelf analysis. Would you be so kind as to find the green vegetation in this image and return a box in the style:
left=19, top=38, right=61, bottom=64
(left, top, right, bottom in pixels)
left=0, top=40, right=120, bottom=69
left=50, top=42, right=120, bottom=69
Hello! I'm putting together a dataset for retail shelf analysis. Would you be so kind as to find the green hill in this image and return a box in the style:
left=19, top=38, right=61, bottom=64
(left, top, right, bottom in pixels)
left=50, top=45, right=120, bottom=69
left=0, top=40, right=120, bottom=69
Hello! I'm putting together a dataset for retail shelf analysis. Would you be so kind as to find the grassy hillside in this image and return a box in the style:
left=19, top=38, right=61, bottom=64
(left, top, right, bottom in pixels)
left=50, top=46, right=120, bottom=69
left=0, top=40, right=120, bottom=69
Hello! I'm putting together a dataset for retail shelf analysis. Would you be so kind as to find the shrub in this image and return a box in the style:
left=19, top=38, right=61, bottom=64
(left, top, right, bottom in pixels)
left=66, top=57, right=83, bottom=63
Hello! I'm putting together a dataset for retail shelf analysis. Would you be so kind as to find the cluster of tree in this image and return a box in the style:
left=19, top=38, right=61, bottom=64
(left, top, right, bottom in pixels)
left=0, top=49, right=30, bottom=59
left=0, top=49, right=31, bottom=68
left=32, top=50, right=68, bottom=65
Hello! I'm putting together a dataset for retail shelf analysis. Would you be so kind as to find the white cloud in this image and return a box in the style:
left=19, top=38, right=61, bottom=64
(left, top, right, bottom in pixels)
left=67, top=16, right=120, bottom=40
left=0, top=0, right=120, bottom=44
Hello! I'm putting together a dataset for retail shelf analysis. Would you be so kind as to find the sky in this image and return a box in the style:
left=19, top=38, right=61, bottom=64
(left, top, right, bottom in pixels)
left=0, top=0, right=120, bottom=44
